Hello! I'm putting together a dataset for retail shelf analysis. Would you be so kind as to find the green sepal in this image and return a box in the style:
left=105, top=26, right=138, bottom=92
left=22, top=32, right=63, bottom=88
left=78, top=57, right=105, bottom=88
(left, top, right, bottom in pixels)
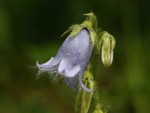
left=82, top=13, right=98, bottom=45
left=69, top=24, right=83, bottom=38
left=89, top=30, right=97, bottom=46
left=61, top=13, right=98, bottom=46
left=61, top=24, right=83, bottom=38
left=81, top=20, right=97, bottom=45
left=83, top=13, right=98, bottom=31
left=61, top=26, right=72, bottom=37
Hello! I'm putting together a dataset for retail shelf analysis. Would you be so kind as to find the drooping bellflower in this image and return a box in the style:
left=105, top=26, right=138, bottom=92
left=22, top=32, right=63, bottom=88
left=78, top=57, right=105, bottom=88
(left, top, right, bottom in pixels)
left=36, top=29, right=94, bottom=91
left=36, top=13, right=115, bottom=92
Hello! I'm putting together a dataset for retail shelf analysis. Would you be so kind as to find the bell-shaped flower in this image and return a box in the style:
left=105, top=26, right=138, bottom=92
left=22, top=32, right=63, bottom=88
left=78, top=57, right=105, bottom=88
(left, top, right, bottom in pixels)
left=36, top=29, right=94, bottom=92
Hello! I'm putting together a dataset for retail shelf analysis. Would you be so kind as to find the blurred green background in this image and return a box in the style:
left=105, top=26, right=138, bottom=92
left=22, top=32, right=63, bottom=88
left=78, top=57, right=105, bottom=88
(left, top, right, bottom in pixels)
left=0, top=0, right=150, bottom=113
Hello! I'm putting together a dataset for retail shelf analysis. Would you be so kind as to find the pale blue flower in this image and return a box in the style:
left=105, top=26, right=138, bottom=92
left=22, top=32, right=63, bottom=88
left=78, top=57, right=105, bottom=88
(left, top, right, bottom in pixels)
left=36, top=29, right=93, bottom=91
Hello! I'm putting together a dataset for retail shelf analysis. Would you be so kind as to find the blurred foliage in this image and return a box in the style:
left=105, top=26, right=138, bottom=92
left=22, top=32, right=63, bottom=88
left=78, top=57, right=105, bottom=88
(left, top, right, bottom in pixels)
left=0, top=0, right=150, bottom=113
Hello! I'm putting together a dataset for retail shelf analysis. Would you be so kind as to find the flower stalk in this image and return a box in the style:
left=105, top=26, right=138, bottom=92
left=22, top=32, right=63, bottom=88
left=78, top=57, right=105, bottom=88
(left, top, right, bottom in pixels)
left=92, top=89, right=104, bottom=113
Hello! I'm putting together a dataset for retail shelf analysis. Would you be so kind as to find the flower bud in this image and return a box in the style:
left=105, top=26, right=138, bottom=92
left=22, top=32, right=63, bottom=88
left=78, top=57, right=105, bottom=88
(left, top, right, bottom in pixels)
left=75, top=71, right=95, bottom=113
left=101, top=31, right=115, bottom=68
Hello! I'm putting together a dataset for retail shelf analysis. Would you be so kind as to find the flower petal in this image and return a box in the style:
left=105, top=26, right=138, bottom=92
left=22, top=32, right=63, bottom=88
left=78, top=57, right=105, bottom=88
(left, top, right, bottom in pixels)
left=65, top=65, right=81, bottom=77
left=58, top=60, right=68, bottom=73
left=38, top=57, right=54, bottom=66
left=36, top=57, right=60, bottom=71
